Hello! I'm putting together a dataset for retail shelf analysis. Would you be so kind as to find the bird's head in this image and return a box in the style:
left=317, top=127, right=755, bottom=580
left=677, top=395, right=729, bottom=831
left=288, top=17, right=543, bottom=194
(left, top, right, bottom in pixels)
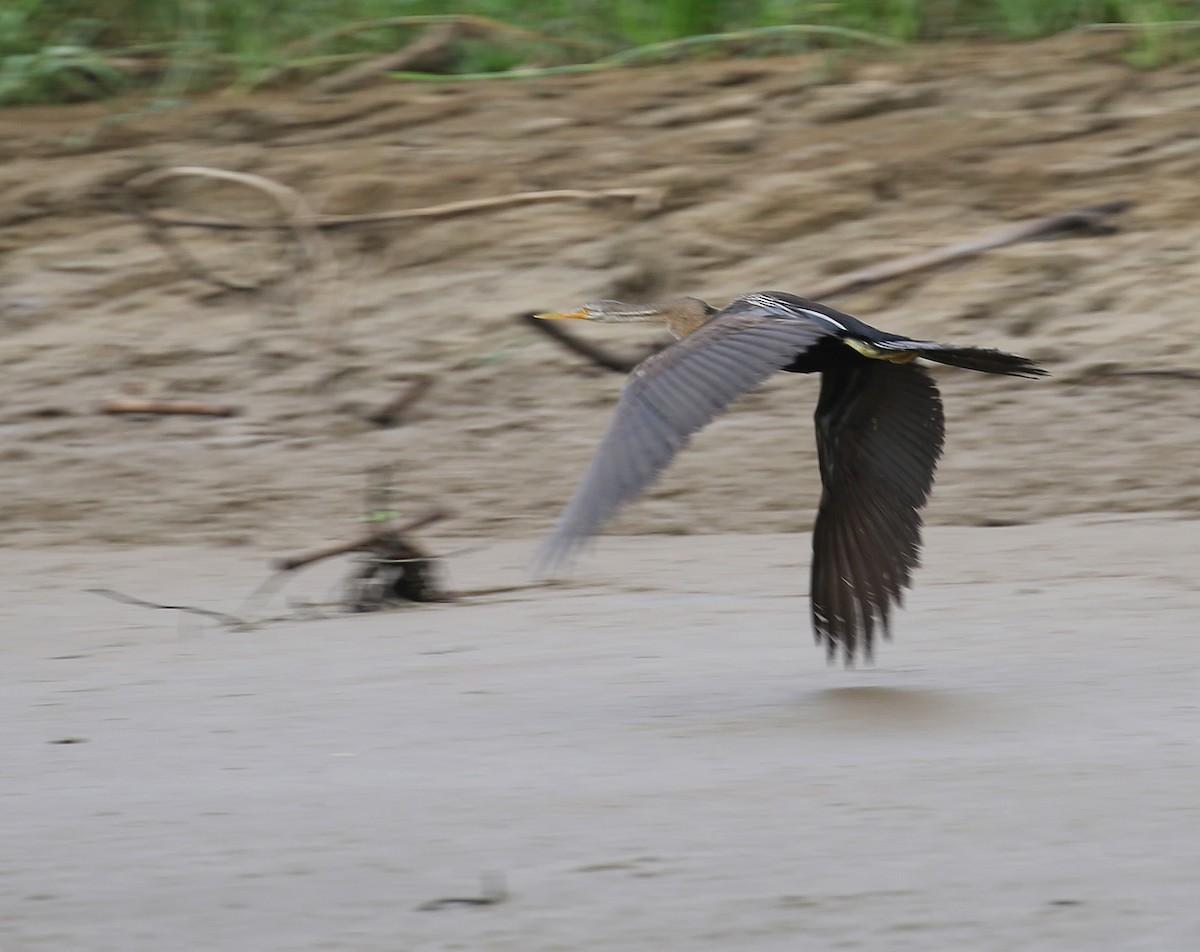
left=535, top=297, right=715, bottom=337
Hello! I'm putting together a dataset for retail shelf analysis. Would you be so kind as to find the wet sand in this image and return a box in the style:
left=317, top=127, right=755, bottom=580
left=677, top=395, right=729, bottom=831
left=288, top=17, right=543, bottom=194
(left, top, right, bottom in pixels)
left=5, top=516, right=1198, bottom=951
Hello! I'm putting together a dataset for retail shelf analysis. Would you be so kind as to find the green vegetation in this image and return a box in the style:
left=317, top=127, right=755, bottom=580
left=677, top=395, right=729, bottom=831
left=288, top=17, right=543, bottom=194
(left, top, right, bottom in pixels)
left=2, top=0, right=1199, bottom=105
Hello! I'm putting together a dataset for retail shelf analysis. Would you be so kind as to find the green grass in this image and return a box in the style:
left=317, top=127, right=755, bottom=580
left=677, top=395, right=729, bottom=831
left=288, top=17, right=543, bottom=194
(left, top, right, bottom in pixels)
left=2, top=0, right=1199, bottom=105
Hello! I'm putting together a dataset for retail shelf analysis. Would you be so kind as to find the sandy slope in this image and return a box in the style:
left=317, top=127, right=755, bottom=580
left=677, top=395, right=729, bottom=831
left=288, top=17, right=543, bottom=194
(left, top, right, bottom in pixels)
left=4, top=517, right=1199, bottom=951
left=1, top=34, right=1199, bottom=551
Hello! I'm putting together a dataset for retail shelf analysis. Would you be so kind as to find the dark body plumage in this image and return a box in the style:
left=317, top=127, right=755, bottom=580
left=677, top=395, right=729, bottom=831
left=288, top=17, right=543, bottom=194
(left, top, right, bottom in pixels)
left=537, top=291, right=1045, bottom=663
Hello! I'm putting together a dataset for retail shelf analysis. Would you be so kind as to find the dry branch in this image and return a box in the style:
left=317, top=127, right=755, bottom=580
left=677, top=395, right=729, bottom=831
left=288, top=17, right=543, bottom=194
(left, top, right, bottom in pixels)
left=367, top=376, right=434, bottom=427
left=135, top=187, right=664, bottom=233
left=1086, top=367, right=1200, bottom=382
left=417, top=873, right=509, bottom=912
left=101, top=397, right=241, bottom=417
left=314, top=22, right=465, bottom=94
left=805, top=201, right=1133, bottom=301
left=89, top=588, right=251, bottom=629
left=126, top=166, right=332, bottom=292
left=273, top=508, right=450, bottom=572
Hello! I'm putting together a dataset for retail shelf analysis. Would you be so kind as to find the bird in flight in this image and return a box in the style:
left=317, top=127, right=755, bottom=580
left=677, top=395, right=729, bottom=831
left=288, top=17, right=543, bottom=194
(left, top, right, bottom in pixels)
left=535, top=291, right=1046, bottom=663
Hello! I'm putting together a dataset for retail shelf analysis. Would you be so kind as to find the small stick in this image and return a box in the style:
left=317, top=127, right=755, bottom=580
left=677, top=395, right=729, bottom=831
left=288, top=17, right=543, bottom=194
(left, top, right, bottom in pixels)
left=273, top=508, right=450, bottom=572
left=136, top=187, right=665, bottom=232
left=126, top=165, right=331, bottom=292
left=101, top=397, right=240, bottom=417
left=805, top=201, right=1133, bottom=301
left=417, top=873, right=508, bottom=912
left=315, top=22, right=465, bottom=95
left=366, top=377, right=434, bottom=426
left=89, top=588, right=250, bottom=629
left=1087, top=368, right=1200, bottom=382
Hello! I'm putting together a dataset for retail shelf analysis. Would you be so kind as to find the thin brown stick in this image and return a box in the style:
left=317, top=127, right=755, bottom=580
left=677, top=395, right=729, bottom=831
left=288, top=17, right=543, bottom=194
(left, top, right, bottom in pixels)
left=367, top=377, right=435, bottom=426
left=417, top=873, right=509, bottom=912
left=101, top=397, right=241, bottom=417
left=126, top=166, right=332, bottom=292
left=315, top=22, right=463, bottom=94
left=1087, top=368, right=1200, bottom=382
left=89, top=588, right=251, bottom=629
left=273, top=509, right=450, bottom=572
left=137, top=186, right=664, bottom=232
left=804, top=201, right=1134, bottom=301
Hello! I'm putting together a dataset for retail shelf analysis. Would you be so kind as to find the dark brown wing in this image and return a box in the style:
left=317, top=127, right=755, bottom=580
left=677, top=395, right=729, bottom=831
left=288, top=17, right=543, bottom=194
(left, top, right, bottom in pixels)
left=810, top=358, right=945, bottom=664
left=536, top=307, right=829, bottom=572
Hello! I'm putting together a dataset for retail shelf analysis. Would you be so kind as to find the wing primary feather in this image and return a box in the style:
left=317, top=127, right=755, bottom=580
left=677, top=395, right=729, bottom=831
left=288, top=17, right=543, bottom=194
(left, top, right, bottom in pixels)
left=810, top=359, right=944, bottom=664
left=536, top=309, right=830, bottom=574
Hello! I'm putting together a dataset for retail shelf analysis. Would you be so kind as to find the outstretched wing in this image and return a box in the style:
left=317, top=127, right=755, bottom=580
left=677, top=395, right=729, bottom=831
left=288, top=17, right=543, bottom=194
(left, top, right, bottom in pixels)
left=810, top=358, right=945, bottom=664
left=536, top=306, right=829, bottom=572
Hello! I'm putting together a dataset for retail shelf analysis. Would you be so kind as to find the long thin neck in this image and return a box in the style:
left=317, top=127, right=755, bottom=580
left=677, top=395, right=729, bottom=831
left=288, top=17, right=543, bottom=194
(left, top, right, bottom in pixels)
left=587, top=297, right=714, bottom=339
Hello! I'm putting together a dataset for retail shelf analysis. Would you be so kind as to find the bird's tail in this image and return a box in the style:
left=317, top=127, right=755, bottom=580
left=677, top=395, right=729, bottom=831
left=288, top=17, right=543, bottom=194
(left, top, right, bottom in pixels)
left=872, top=339, right=1047, bottom=378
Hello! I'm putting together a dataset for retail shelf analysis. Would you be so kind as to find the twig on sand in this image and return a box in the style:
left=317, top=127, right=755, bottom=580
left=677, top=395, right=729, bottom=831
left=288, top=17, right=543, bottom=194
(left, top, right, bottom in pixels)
left=126, top=164, right=349, bottom=366
left=101, top=397, right=241, bottom=417
left=273, top=508, right=450, bottom=573
left=1084, top=367, right=1200, bottom=383
left=313, top=22, right=466, bottom=94
left=133, top=186, right=664, bottom=233
left=126, top=165, right=333, bottom=293
left=89, top=588, right=253, bottom=629
left=417, top=873, right=509, bottom=912
left=366, top=376, right=435, bottom=427
left=803, top=201, right=1134, bottom=301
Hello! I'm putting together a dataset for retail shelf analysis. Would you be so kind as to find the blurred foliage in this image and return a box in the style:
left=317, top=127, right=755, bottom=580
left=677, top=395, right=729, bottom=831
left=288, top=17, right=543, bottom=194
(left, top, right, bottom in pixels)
left=2, top=0, right=1199, bottom=104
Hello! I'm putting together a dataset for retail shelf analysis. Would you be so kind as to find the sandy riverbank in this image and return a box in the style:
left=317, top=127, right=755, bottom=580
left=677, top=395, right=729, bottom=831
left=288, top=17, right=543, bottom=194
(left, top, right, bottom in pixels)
left=5, top=516, right=1198, bottom=951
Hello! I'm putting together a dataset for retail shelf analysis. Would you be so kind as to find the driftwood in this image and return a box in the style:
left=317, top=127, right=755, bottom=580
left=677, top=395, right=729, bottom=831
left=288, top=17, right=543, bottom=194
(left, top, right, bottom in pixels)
left=416, top=873, right=509, bottom=912
left=127, top=166, right=331, bottom=293
left=344, top=536, right=443, bottom=610
left=530, top=201, right=1133, bottom=374
left=93, top=469, right=556, bottom=626
left=101, top=397, right=240, bottom=417
left=273, top=508, right=450, bottom=572
left=314, top=22, right=466, bottom=94
left=1084, top=367, right=1200, bottom=382
left=134, top=186, right=664, bottom=234
left=89, top=588, right=252, bottom=628
left=277, top=507, right=452, bottom=610
left=803, top=201, right=1132, bottom=300
left=128, top=167, right=660, bottom=312
left=366, top=376, right=434, bottom=426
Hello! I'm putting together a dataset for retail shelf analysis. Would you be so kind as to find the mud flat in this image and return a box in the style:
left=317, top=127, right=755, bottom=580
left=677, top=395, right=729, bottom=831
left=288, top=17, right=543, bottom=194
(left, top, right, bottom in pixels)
left=4, top=515, right=1198, bottom=951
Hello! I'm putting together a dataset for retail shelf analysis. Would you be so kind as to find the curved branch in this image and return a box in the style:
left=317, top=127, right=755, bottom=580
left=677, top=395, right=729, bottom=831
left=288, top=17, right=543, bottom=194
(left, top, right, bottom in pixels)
left=126, top=165, right=332, bottom=292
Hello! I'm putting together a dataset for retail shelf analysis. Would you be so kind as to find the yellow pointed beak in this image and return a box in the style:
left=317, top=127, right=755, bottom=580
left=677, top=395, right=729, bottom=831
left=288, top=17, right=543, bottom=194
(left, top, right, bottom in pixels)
left=533, top=309, right=588, bottom=320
